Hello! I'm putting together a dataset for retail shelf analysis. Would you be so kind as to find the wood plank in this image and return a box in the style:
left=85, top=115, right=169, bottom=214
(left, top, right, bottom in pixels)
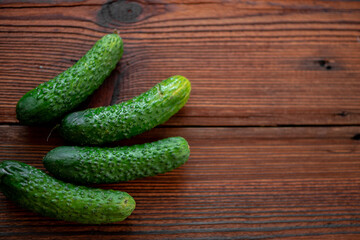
left=1, top=125, right=360, bottom=239
left=0, top=1, right=359, bottom=125
left=1, top=0, right=359, bottom=10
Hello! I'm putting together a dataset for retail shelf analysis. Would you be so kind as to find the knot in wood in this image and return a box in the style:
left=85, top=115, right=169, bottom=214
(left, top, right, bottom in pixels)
left=99, top=1, right=142, bottom=25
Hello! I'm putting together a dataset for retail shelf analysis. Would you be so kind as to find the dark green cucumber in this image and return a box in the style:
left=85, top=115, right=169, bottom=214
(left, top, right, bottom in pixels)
left=43, top=137, right=190, bottom=184
left=16, top=33, right=123, bottom=125
left=59, top=75, right=191, bottom=145
left=0, top=161, right=135, bottom=224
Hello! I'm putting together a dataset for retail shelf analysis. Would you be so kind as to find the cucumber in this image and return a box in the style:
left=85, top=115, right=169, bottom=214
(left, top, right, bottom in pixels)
left=0, top=160, right=135, bottom=224
left=16, top=33, right=123, bottom=125
left=59, top=75, right=191, bottom=145
left=43, top=137, right=190, bottom=184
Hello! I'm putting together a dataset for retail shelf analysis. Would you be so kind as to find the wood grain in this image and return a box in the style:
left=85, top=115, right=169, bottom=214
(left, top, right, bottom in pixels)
left=1, top=126, right=360, bottom=239
left=1, top=0, right=360, bottom=10
left=1, top=0, right=360, bottom=239
left=0, top=0, right=359, bottom=125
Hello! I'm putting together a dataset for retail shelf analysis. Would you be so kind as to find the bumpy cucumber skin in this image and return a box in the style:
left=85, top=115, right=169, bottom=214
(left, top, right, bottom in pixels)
left=60, top=75, right=191, bottom=145
left=0, top=161, right=135, bottom=224
left=43, top=137, right=190, bottom=184
left=16, top=33, right=123, bottom=125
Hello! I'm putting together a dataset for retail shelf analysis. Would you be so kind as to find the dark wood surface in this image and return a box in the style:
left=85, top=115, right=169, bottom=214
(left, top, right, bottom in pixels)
left=1, top=0, right=360, bottom=239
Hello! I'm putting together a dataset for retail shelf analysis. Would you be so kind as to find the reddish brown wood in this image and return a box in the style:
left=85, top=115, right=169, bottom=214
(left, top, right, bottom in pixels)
left=0, top=0, right=360, bottom=9
left=0, top=0, right=359, bottom=125
left=1, top=126, right=360, bottom=239
left=1, top=0, right=360, bottom=239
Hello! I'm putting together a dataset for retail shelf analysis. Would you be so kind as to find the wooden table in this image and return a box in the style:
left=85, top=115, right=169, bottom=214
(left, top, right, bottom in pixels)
left=1, top=0, right=360, bottom=239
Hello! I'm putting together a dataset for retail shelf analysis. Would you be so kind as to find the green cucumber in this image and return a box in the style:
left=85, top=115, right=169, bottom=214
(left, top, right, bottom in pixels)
left=0, top=161, right=135, bottom=224
left=43, top=137, right=190, bottom=184
left=59, top=75, right=191, bottom=145
left=16, top=33, right=123, bottom=125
